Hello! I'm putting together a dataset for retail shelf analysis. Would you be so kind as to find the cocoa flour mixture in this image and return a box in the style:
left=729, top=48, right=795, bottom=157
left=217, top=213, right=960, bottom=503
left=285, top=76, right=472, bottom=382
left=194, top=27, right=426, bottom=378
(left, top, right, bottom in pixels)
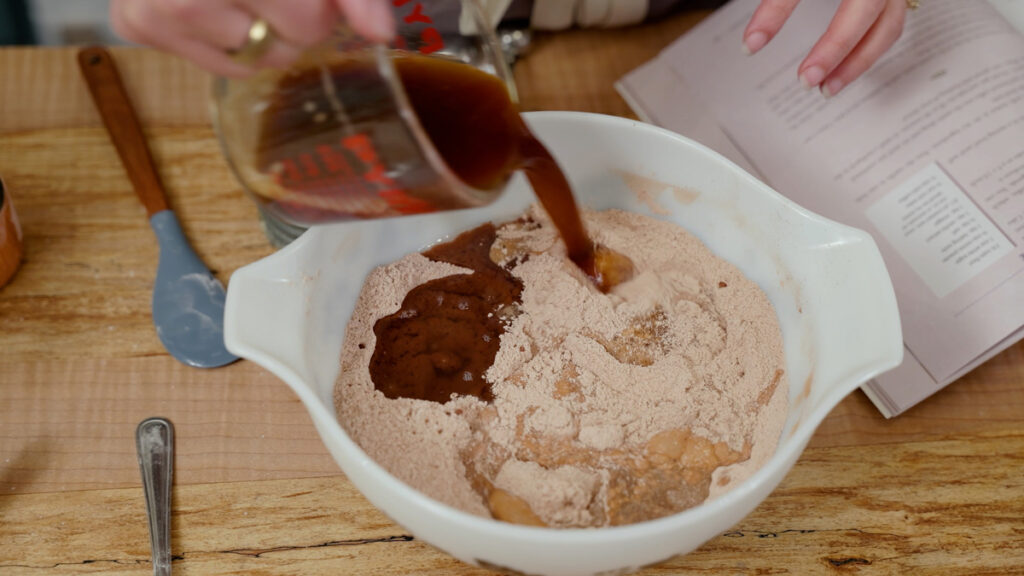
left=333, top=207, right=788, bottom=528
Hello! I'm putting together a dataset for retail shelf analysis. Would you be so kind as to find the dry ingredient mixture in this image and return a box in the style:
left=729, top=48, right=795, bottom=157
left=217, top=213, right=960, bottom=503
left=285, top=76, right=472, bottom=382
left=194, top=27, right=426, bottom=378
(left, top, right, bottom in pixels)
left=333, top=206, right=788, bottom=528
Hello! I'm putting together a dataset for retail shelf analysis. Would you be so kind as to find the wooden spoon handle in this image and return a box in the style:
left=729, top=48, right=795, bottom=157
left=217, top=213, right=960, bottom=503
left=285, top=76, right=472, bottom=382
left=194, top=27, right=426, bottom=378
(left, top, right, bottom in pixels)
left=78, top=46, right=169, bottom=217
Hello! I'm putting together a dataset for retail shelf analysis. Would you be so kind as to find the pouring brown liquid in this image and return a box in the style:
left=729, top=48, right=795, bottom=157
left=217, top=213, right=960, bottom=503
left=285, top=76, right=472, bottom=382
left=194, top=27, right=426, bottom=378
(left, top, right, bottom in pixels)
left=258, top=54, right=633, bottom=290
left=258, top=54, right=634, bottom=403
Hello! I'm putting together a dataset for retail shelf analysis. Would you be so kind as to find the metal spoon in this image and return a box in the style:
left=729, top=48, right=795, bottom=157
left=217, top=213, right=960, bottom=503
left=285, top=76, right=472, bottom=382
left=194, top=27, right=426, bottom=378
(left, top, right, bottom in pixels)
left=136, top=417, right=174, bottom=576
left=78, top=47, right=238, bottom=368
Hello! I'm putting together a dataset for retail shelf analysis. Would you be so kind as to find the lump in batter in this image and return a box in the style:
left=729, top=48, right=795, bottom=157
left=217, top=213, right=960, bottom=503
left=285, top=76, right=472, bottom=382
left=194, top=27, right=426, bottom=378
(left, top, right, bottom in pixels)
left=333, top=206, right=788, bottom=528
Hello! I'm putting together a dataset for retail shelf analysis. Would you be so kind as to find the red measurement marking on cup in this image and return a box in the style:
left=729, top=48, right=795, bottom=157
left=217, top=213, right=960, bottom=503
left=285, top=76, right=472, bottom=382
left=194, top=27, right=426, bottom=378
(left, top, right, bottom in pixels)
left=404, top=3, right=431, bottom=23
left=270, top=135, right=432, bottom=216
left=392, top=0, right=444, bottom=54
left=316, top=144, right=356, bottom=176
left=299, top=154, right=321, bottom=178
left=342, top=134, right=434, bottom=214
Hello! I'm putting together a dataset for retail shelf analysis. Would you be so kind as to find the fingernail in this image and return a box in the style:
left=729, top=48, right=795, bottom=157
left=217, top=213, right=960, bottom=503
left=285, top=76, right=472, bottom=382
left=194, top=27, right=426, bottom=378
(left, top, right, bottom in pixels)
left=822, top=78, right=844, bottom=98
left=743, top=31, right=768, bottom=55
left=800, top=66, right=825, bottom=89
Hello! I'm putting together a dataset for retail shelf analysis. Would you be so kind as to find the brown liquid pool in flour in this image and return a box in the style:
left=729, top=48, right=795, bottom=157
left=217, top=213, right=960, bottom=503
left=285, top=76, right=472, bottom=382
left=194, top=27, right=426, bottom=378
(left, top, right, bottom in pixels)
left=369, top=223, right=522, bottom=403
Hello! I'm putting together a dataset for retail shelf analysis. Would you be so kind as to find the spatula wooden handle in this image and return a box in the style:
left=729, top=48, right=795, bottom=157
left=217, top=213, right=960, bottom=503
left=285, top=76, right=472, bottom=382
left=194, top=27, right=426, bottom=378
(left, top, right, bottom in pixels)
left=78, top=46, right=169, bottom=217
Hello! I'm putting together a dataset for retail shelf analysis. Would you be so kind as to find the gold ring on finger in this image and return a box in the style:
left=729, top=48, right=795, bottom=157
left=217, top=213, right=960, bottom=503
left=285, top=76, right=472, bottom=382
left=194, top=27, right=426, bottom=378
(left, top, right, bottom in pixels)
left=228, top=18, right=274, bottom=66
left=906, top=0, right=920, bottom=10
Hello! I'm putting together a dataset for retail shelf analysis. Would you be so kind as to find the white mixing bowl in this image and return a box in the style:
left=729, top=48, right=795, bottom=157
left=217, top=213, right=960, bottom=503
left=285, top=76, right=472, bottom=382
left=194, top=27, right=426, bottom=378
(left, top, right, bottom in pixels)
left=224, top=112, right=902, bottom=576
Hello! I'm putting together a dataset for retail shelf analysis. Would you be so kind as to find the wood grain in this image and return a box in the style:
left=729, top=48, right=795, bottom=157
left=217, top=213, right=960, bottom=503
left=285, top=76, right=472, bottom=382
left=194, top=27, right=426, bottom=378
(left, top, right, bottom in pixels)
left=0, top=126, right=271, bottom=363
left=1, top=9, right=1023, bottom=575
left=0, top=47, right=211, bottom=133
left=2, top=436, right=1021, bottom=574
left=0, top=358, right=340, bottom=494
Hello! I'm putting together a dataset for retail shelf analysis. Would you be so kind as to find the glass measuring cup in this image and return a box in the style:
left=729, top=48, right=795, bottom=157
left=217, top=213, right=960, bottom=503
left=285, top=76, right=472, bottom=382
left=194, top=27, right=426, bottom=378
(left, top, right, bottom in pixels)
left=212, top=0, right=517, bottom=247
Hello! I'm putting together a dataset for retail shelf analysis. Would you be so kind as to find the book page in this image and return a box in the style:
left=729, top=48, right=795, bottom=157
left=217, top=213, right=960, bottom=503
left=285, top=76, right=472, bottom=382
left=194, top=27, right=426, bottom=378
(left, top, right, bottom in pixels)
left=615, top=58, right=761, bottom=175
left=623, top=0, right=1024, bottom=414
left=990, top=0, right=1024, bottom=31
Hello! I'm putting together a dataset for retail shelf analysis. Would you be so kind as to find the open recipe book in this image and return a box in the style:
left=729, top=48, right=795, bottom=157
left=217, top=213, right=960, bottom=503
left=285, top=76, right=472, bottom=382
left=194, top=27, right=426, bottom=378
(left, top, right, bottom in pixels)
left=618, top=0, right=1024, bottom=416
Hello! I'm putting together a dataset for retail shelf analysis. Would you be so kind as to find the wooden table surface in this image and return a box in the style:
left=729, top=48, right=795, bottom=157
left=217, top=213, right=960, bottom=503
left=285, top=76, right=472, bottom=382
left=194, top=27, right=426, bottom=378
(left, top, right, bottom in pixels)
left=1, top=11, right=1022, bottom=575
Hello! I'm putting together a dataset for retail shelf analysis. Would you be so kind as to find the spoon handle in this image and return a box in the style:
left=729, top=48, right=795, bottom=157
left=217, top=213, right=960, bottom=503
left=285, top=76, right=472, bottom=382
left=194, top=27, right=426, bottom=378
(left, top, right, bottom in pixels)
left=77, top=46, right=170, bottom=217
left=137, top=417, right=174, bottom=576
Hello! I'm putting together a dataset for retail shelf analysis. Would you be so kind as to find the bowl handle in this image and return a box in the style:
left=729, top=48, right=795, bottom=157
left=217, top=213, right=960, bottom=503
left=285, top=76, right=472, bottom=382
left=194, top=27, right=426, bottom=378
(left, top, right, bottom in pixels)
left=803, top=227, right=904, bottom=411
left=224, top=243, right=314, bottom=386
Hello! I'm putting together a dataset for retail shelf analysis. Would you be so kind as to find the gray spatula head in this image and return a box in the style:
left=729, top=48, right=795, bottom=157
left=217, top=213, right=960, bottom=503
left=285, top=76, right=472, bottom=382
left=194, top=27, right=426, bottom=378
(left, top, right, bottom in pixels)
left=150, top=210, right=239, bottom=368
